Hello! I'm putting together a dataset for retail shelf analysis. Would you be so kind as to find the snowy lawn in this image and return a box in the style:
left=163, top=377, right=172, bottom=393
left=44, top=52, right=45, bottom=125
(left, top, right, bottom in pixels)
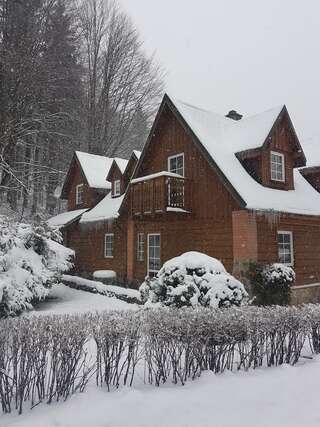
left=30, top=283, right=138, bottom=315
left=1, top=357, right=320, bottom=427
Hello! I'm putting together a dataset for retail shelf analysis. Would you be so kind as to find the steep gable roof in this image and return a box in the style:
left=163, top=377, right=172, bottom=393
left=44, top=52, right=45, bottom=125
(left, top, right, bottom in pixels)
left=106, top=157, right=129, bottom=181
left=75, top=151, right=114, bottom=190
left=126, top=94, right=320, bottom=216
left=168, top=95, right=320, bottom=216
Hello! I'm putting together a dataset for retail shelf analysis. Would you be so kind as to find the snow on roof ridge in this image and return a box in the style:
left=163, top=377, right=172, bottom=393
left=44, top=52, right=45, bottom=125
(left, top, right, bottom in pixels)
left=133, top=150, right=141, bottom=158
left=113, top=157, right=129, bottom=174
left=170, top=96, right=320, bottom=216
left=75, top=151, right=114, bottom=190
left=75, top=150, right=110, bottom=160
left=169, top=93, right=284, bottom=126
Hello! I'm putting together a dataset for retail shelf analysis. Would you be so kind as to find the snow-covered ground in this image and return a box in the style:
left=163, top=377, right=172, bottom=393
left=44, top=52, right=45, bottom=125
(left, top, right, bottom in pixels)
left=2, top=357, right=320, bottom=427
left=2, top=284, right=319, bottom=426
left=30, top=283, right=138, bottom=315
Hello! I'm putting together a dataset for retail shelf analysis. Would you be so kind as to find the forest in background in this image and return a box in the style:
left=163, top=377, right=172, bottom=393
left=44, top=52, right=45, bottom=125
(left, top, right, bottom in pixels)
left=0, top=0, right=164, bottom=217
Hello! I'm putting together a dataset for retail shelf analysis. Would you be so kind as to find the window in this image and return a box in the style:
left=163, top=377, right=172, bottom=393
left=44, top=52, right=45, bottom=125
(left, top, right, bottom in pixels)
left=104, top=233, right=114, bottom=258
left=137, top=233, right=144, bottom=261
left=148, top=234, right=161, bottom=277
left=113, top=179, right=121, bottom=197
left=76, top=184, right=84, bottom=205
left=168, top=153, right=184, bottom=177
left=270, top=151, right=285, bottom=182
left=277, top=231, right=294, bottom=265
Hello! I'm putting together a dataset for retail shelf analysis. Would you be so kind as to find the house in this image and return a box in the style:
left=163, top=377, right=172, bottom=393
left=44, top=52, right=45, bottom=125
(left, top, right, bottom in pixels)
left=50, top=94, right=320, bottom=303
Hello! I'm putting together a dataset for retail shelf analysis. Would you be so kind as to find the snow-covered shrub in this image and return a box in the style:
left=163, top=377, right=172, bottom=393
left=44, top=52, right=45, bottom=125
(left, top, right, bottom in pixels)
left=0, top=217, right=74, bottom=317
left=251, top=262, right=295, bottom=306
left=140, top=251, right=249, bottom=308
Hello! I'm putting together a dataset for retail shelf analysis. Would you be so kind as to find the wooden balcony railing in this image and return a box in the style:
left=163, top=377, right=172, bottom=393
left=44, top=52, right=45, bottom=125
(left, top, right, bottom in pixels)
left=130, top=172, right=192, bottom=216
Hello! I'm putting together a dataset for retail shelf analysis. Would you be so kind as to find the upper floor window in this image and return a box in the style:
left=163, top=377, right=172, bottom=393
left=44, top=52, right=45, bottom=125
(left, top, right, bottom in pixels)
left=168, top=153, right=184, bottom=177
left=113, top=179, right=121, bottom=197
left=277, top=231, right=294, bottom=265
left=137, top=233, right=144, bottom=261
left=76, top=184, right=84, bottom=205
left=270, top=151, right=285, bottom=182
left=104, top=233, right=114, bottom=258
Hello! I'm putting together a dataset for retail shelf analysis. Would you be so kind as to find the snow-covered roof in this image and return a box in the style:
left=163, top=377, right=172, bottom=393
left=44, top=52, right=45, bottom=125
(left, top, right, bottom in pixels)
left=80, top=193, right=124, bottom=223
left=133, top=150, right=141, bottom=159
left=47, top=209, right=88, bottom=228
left=301, top=136, right=320, bottom=168
left=75, top=151, right=114, bottom=190
left=170, top=96, right=320, bottom=216
left=114, top=158, right=129, bottom=174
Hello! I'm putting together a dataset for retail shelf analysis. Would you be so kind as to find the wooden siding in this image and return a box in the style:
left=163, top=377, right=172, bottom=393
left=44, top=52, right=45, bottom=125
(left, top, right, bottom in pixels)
left=66, top=159, right=106, bottom=211
left=132, top=218, right=234, bottom=283
left=256, top=213, right=320, bottom=285
left=261, top=115, right=295, bottom=190
left=108, top=163, right=126, bottom=197
left=65, top=219, right=127, bottom=278
left=134, top=105, right=240, bottom=221
left=127, top=104, right=240, bottom=282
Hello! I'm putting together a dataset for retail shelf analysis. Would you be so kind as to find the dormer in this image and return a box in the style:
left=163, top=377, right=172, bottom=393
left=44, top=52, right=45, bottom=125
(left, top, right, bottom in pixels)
left=106, top=158, right=129, bottom=198
left=236, top=106, right=306, bottom=191
left=61, top=151, right=112, bottom=211
left=123, top=150, right=141, bottom=188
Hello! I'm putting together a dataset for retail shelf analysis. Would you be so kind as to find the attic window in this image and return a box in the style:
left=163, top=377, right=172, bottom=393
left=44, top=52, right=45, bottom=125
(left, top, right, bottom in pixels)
left=270, top=151, right=285, bottom=182
left=113, top=179, right=121, bottom=197
left=76, top=184, right=84, bottom=205
left=168, top=153, right=184, bottom=177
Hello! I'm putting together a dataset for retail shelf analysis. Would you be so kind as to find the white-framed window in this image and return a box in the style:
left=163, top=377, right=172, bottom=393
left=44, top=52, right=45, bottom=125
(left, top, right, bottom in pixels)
left=137, top=233, right=144, bottom=261
left=277, top=231, right=294, bottom=265
left=76, top=183, right=84, bottom=205
left=168, top=153, right=184, bottom=177
left=270, top=151, right=285, bottom=182
left=148, top=234, right=161, bottom=278
left=113, top=179, right=121, bottom=197
left=104, top=233, right=114, bottom=258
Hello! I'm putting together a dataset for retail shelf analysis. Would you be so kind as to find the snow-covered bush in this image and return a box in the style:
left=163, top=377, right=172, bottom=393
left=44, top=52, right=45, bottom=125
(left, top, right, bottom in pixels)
left=251, top=262, right=295, bottom=306
left=0, top=217, right=74, bottom=317
left=140, top=251, right=249, bottom=308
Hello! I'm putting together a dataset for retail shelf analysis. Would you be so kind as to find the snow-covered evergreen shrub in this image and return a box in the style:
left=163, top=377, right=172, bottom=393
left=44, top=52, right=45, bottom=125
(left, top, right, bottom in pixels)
left=140, top=252, right=249, bottom=308
left=0, top=217, right=74, bottom=317
left=251, top=262, right=295, bottom=306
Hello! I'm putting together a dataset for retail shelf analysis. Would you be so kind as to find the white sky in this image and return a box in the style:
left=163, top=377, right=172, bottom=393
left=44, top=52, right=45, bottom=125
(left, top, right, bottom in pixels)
left=119, top=0, right=320, bottom=155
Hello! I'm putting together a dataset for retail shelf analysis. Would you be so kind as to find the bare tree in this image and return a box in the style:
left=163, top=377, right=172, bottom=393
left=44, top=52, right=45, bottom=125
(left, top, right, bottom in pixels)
left=78, top=0, right=164, bottom=156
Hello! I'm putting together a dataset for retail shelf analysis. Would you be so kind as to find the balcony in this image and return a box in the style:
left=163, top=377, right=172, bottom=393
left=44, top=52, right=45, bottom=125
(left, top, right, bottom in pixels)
left=130, top=172, right=192, bottom=216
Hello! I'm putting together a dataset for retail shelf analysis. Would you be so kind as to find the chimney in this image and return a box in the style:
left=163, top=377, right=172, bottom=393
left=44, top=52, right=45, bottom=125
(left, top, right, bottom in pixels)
left=225, top=110, right=243, bottom=121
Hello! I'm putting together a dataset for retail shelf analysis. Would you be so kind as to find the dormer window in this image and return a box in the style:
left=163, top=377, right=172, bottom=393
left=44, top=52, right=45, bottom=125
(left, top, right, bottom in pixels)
left=113, top=179, right=121, bottom=197
left=168, top=153, right=184, bottom=176
left=76, top=184, right=84, bottom=205
left=270, top=151, right=285, bottom=182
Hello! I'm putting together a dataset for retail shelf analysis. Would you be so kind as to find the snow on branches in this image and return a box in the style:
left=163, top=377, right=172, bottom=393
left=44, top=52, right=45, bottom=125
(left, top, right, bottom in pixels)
left=140, top=252, right=249, bottom=308
left=1, top=304, right=320, bottom=414
left=250, top=262, right=295, bottom=305
left=0, top=216, right=74, bottom=317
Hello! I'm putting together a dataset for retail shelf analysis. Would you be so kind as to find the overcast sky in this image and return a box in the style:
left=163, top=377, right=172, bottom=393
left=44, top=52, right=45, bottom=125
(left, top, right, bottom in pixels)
left=119, top=0, right=320, bottom=156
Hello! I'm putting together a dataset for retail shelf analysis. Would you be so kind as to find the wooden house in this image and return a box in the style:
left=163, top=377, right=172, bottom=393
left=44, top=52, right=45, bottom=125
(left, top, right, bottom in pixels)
left=49, top=95, right=320, bottom=303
